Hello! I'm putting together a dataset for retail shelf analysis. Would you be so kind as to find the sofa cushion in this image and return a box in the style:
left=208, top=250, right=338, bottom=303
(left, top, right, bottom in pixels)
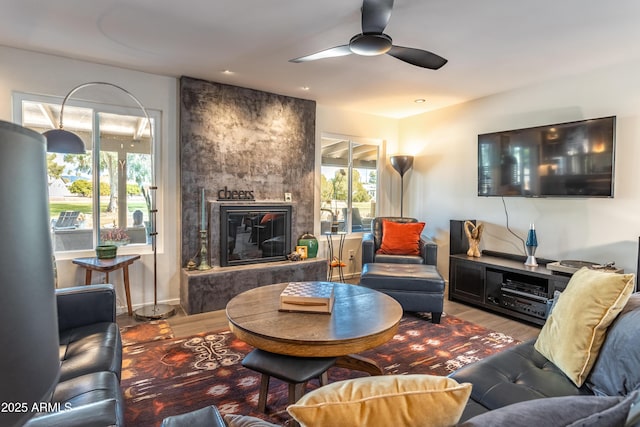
left=59, top=322, right=123, bottom=381
left=376, top=220, right=425, bottom=256
left=450, top=340, right=590, bottom=415
left=287, top=374, right=471, bottom=427
left=534, top=267, right=634, bottom=387
left=587, top=293, right=640, bottom=396
left=458, top=391, right=637, bottom=427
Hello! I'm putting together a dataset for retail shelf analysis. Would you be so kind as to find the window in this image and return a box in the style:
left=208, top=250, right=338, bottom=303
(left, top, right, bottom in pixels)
left=320, top=134, right=380, bottom=234
left=15, top=93, right=159, bottom=253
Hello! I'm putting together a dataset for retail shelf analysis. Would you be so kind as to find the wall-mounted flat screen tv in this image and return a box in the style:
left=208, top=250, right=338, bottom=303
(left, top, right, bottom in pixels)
left=478, top=116, right=616, bottom=197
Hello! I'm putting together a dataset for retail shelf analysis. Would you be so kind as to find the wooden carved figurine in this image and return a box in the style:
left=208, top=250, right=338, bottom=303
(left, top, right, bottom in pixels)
left=464, top=220, right=484, bottom=257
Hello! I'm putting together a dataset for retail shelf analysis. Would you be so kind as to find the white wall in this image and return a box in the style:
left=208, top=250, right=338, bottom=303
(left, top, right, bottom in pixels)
left=400, top=58, right=640, bottom=275
left=0, top=46, right=180, bottom=314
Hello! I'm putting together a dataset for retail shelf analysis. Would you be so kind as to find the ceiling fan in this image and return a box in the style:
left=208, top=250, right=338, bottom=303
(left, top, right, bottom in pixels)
left=290, top=0, right=447, bottom=70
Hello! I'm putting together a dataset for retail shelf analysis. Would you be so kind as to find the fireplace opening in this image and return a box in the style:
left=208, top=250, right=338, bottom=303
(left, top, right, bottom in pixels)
left=220, top=205, right=292, bottom=267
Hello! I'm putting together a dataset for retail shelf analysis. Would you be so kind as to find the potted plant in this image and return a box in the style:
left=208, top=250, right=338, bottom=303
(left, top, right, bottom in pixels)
left=100, top=226, right=130, bottom=247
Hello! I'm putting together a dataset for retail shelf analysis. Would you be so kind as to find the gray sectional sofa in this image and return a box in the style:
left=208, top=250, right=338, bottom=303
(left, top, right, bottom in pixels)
left=451, top=292, right=640, bottom=426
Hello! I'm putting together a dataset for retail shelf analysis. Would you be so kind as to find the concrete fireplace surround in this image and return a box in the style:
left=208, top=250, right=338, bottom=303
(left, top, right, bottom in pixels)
left=179, top=76, right=324, bottom=313
left=181, top=259, right=327, bottom=314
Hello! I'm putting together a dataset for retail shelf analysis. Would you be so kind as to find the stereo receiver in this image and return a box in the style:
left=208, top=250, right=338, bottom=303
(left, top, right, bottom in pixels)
left=497, top=287, right=551, bottom=320
left=502, top=278, right=547, bottom=298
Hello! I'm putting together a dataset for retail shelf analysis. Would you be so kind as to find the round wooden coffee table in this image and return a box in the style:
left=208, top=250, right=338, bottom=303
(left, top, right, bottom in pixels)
left=226, top=282, right=403, bottom=375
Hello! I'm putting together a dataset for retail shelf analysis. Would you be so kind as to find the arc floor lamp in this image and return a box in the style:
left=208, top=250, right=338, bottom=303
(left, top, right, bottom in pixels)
left=390, top=155, right=414, bottom=217
left=43, top=81, right=175, bottom=320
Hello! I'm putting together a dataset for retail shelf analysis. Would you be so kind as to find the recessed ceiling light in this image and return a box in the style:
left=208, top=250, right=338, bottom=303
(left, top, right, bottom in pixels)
left=414, top=98, right=426, bottom=103
left=222, top=69, right=234, bottom=75
left=301, top=86, right=310, bottom=91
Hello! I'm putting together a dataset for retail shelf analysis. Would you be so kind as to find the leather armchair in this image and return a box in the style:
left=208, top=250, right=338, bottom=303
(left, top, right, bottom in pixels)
left=362, top=217, right=437, bottom=266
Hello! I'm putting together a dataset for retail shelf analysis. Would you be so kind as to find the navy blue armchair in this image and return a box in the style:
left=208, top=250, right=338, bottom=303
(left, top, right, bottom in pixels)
left=361, top=217, right=437, bottom=266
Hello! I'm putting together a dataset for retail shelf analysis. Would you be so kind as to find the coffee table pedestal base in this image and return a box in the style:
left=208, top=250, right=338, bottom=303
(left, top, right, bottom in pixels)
left=335, top=354, right=385, bottom=376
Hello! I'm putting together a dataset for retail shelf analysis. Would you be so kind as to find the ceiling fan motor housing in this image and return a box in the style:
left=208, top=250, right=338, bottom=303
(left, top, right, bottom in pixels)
left=349, top=33, right=392, bottom=56
left=290, top=0, right=447, bottom=69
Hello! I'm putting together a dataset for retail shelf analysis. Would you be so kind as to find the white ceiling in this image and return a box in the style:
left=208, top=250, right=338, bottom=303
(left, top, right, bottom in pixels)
left=2, top=0, right=640, bottom=118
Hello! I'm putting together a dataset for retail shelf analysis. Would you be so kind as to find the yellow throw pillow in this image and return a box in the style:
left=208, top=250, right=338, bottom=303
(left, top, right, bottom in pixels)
left=287, top=374, right=472, bottom=427
left=534, top=267, right=635, bottom=387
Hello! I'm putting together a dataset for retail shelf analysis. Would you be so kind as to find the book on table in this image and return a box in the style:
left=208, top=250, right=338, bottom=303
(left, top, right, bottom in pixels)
left=279, top=281, right=335, bottom=314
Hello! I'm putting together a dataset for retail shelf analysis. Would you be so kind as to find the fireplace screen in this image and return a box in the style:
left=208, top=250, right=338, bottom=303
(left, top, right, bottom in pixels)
left=220, top=205, right=292, bottom=266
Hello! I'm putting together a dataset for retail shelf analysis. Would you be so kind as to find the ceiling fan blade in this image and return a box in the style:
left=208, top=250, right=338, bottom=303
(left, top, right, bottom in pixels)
left=289, top=45, right=352, bottom=63
left=361, top=0, right=394, bottom=33
left=387, top=45, right=448, bottom=70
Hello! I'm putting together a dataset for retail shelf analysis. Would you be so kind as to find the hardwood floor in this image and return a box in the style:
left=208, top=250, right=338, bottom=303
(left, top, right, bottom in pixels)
left=117, top=284, right=540, bottom=342
left=443, top=298, right=540, bottom=341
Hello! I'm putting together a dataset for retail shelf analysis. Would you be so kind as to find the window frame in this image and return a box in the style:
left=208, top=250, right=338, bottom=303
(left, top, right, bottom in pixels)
left=320, top=132, right=382, bottom=235
left=13, top=91, right=162, bottom=256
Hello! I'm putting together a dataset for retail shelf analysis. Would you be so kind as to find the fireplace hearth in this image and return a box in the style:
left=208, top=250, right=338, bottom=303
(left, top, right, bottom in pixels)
left=219, top=204, right=292, bottom=267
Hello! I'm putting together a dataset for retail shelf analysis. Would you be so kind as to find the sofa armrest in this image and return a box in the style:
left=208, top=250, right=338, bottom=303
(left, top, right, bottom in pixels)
left=161, top=405, right=226, bottom=427
left=362, top=232, right=376, bottom=265
left=420, top=236, right=438, bottom=266
left=56, top=284, right=116, bottom=333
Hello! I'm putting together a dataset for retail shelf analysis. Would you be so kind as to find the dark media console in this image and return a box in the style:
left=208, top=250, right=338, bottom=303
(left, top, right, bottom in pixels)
left=448, top=251, right=570, bottom=326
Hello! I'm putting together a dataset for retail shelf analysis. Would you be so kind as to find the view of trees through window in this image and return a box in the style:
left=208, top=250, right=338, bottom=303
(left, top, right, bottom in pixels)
left=18, top=98, right=156, bottom=252
left=320, top=135, right=379, bottom=234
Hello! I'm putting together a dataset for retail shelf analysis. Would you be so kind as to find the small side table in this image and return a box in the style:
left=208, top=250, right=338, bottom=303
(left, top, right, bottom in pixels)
left=72, top=254, right=141, bottom=316
left=324, top=232, right=347, bottom=282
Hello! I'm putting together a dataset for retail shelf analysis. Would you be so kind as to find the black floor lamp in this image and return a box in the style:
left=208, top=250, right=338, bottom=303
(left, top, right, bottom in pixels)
left=390, top=155, right=414, bottom=217
left=43, top=81, right=175, bottom=320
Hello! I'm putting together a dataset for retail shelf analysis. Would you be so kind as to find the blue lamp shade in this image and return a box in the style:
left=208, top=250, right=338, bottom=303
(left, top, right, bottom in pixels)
left=42, top=128, right=86, bottom=154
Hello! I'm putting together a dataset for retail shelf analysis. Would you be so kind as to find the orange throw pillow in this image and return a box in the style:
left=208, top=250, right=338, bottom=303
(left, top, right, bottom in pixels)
left=376, top=220, right=425, bottom=256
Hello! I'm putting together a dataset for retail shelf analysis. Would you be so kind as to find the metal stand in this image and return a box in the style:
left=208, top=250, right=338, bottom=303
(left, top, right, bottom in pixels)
left=134, top=302, right=176, bottom=320
left=135, top=185, right=176, bottom=320
left=325, top=232, right=346, bottom=282
left=198, top=229, right=211, bottom=270
left=524, top=245, right=538, bottom=267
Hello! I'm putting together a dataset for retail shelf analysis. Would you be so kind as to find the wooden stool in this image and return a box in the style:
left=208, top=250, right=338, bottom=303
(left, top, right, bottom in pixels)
left=242, top=349, right=336, bottom=412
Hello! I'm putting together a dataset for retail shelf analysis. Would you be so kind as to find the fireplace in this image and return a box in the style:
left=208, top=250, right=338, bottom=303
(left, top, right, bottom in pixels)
left=220, top=204, right=292, bottom=267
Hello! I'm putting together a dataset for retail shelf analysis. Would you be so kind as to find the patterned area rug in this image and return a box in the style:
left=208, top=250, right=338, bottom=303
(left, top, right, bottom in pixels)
left=121, top=313, right=519, bottom=426
left=120, top=320, right=174, bottom=347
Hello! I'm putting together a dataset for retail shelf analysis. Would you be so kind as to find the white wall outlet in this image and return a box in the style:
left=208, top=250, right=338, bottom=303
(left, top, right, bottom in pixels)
left=284, top=192, right=292, bottom=202
left=348, top=249, right=355, bottom=260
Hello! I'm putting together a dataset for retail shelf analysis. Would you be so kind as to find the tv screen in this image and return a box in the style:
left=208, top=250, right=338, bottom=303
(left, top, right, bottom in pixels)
left=478, top=116, right=616, bottom=197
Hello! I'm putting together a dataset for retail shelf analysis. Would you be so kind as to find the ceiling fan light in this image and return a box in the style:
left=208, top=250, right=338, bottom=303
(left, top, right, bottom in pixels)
left=349, top=33, right=392, bottom=56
